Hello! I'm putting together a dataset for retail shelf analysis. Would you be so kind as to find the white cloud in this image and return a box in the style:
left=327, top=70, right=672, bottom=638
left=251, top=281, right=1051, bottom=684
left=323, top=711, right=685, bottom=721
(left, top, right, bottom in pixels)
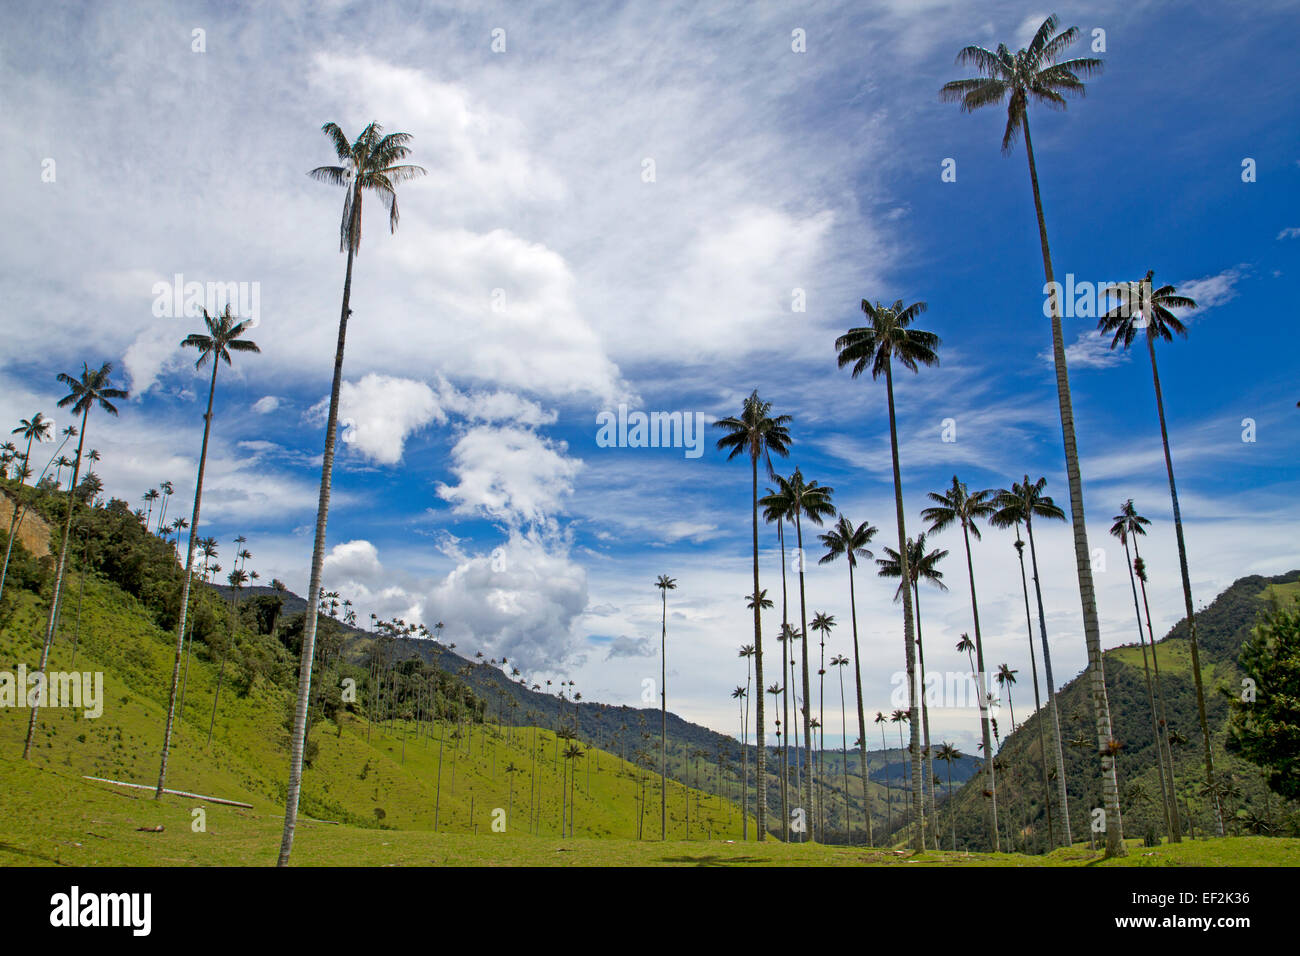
left=122, top=327, right=179, bottom=397
left=437, top=425, right=582, bottom=524
left=327, top=374, right=443, bottom=465
left=1052, top=330, right=1129, bottom=370
left=1276, top=227, right=1300, bottom=240
left=252, top=395, right=281, bottom=414
left=1177, top=269, right=1242, bottom=311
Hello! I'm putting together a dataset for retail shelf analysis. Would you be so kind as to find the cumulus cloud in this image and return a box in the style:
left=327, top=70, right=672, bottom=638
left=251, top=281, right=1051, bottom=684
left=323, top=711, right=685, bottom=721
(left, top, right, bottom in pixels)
left=437, top=425, right=582, bottom=523
left=602, top=635, right=657, bottom=661
left=319, top=374, right=443, bottom=465
left=122, top=327, right=179, bottom=397
left=320, top=533, right=589, bottom=669
left=252, top=395, right=281, bottom=414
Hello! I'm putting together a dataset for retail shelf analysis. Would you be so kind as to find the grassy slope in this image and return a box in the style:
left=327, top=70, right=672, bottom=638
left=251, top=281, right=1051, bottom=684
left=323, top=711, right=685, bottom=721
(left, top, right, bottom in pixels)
left=0, top=577, right=743, bottom=857
left=3, top=755, right=1295, bottom=867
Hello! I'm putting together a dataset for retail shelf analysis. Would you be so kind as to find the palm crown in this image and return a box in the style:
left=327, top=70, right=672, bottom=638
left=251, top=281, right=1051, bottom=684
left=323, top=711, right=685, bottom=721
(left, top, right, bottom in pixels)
left=1109, top=498, right=1151, bottom=544
left=309, top=122, right=428, bottom=254
left=182, top=305, right=261, bottom=369
left=876, top=532, right=949, bottom=601
left=58, top=363, right=127, bottom=419
left=922, top=475, right=995, bottom=539
left=817, top=514, right=877, bottom=568
left=939, top=14, right=1103, bottom=153
left=835, top=299, right=940, bottom=380
left=989, top=475, right=1066, bottom=530
left=1099, top=270, right=1196, bottom=350
left=760, top=469, right=835, bottom=532
left=713, top=389, right=792, bottom=471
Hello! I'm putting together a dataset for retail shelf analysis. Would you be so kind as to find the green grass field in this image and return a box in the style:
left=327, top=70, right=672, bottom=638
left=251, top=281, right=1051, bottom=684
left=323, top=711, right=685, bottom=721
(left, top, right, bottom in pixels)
left=3, top=755, right=1296, bottom=867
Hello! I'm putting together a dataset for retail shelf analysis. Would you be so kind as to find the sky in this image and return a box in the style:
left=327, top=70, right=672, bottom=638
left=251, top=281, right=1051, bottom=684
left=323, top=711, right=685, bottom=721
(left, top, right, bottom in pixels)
left=2, top=0, right=1297, bottom=756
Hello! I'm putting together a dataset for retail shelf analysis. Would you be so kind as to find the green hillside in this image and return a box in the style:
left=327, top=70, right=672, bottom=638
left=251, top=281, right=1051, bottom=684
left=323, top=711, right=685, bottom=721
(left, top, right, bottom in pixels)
left=937, top=570, right=1300, bottom=853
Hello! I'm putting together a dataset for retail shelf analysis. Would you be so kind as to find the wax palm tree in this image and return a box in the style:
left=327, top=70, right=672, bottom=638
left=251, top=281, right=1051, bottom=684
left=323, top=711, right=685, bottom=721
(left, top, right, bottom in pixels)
left=818, top=513, right=877, bottom=844
left=761, top=486, right=798, bottom=840
left=761, top=469, right=833, bottom=835
left=156, top=306, right=260, bottom=795
left=713, top=391, right=792, bottom=841
left=1100, top=273, right=1218, bottom=836
left=655, top=573, right=676, bottom=840
left=874, top=710, right=893, bottom=837
left=142, top=488, right=159, bottom=527
left=890, top=708, right=911, bottom=838
left=279, top=121, right=427, bottom=866
left=737, top=644, right=754, bottom=840
left=835, top=298, right=938, bottom=850
left=989, top=475, right=1073, bottom=845
left=176, top=535, right=221, bottom=736
left=0, top=412, right=53, bottom=603
left=991, top=505, right=1056, bottom=848
left=1111, top=499, right=1181, bottom=841
left=830, top=654, right=851, bottom=833
left=877, top=532, right=948, bottom=848
left=53, top=455, right=72, bottom=488
left=810, top=609, right=836, bottom=839
left=995, top=664, right=1018, bottom=729
left=23, top=364, right=126, bottom=758
left=155, top=480, right=174, bottom=536
left=936, top=742, right=962, bottom=851
left=921, top=475, right=1000, bottom=850
left=941, top=13, right=1123, bottom=856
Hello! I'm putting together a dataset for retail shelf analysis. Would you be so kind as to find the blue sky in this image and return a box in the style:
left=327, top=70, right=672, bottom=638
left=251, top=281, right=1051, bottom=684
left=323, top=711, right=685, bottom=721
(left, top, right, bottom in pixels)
left=2, top=0, right=1297, bottom=754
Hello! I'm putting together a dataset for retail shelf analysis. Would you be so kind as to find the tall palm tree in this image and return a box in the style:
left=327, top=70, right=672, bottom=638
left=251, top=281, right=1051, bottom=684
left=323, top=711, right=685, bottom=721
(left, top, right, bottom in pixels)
left=1111, top=499, right=1181, bottom=841
left=156, top=307, right=260, bottom=796
left=810, top=609, right=836, bottom=839
left=818, top=513, right=877, bottom=844
left=761, top=487, right=797, bottom=840
left=877, top=532, right=948, bottom=848
left=836, top=298, right=938, bottom=850
left=991, top=505, right=1055, bottom=847
left=737, top=644, right=754, bottom=839
left=995, top=665, right=1018, bottom=730
left=177, top=535, right=220, bottom=736
left=713, top=391, right=792, bottom=841
left=874, top=710, right=893, bottom=838
left=279, top=121, right=426, bottom=866
left=142, top=488, right=159, bottom=528
left=23, top=363, right=126, bottom=759
left=655, top=573, right=676, bottom=840
left=830, top=653, right=851, bottom=834
left=921, top=475, right=1000, bottom=850
left=990, top=475, right=1073, bottom=846
left=936, top=742, right=962, bottom=851
left=155, top=480, right=174, bottom=536
left=941, top=13, right=1124, bottom=857
left=731, top=683, right=748, bottom=838
left=890, top=708, right=911, bottom=838
left=0, top=412, right=53, bottom=603
left=1100, top=273, right=1218, bottom=836
left=761, top=470, right=834, bottom=836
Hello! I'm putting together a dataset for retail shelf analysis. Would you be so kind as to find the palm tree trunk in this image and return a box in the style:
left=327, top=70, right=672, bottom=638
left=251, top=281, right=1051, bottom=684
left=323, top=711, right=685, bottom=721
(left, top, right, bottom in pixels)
left=947, top=760, right=956, bottom=850
left=914, top=583, right=938, bottom=849
left=156, top=359, right=220, bottom=795
left=838, top=669, right=849, bottom=839
left=794, top=513, right=814, bottom=839
left=1022, top=110, right=1125, bottom=857
left=23, top=407, right=88, bottom=759
left=1144, top=332, right=1220, bottom=837
left=1122, top=536, right=1174, bottom=841
left=749, top=454, right=766, bottom=840
left=846, top=561, right=873, bottom=845
left=960, top=521, right=998, bottom=851
left=660, top=588, right=668, bottom=840
left=0, top=434, right=38, bottom=604
left=880, top=723, right=893, bottom=839
left=278, top=238, right=356, bottom=866
left=69, top=529, right=89, bottom=667
left=778, top=521, right=791, bottom=841
left=1025, top=515, right=1072, bottom=846
left=883, top=361, right=924, bottom=851
left=1134, top=538, right=1182, bottom=841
